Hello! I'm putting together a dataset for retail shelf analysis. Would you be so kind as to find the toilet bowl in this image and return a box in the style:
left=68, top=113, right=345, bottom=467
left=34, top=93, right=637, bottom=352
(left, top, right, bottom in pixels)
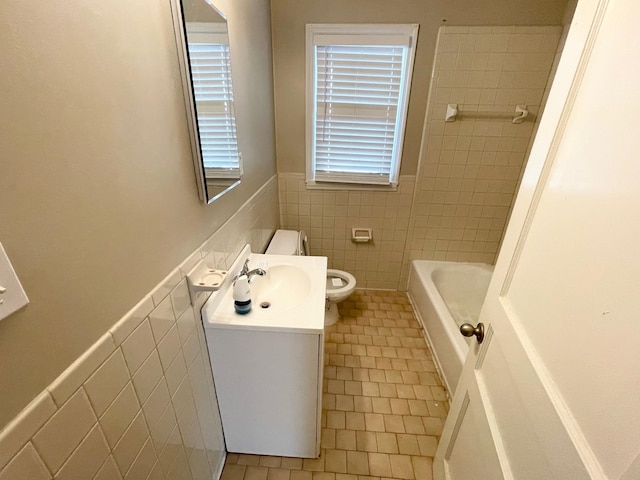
left=265, top=229, right=356, bottom=326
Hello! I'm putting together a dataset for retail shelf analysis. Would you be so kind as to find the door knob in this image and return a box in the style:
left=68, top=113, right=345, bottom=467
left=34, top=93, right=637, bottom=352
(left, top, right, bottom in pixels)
left=460, top=322, right=484, bottom=344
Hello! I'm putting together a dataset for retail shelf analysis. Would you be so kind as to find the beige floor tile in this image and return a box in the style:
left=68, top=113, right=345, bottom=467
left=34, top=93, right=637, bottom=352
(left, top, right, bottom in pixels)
left=383, top=415, right=405, bottom=434
left=378, top=384, right=397, bottom=399
left=375, top=433, right=398, bottom=454
left=407, top=400, right=429, bottom=416
left=389, top=455, right=415, bottom=480
left=366, top=369, right=383, bottom=383
left=260, top=456, right=282, bottom=468
left=303, top=456, right=325, bottom=472
left=422, top=417, right=444, bottom=436
left=356, top=431, right=378, bottom=453
left=361, top=382, right=380, bottom=397
left=396, top=434, right=420, bottom=456
left=336, top=395, right=355, bottom=412
left=367, top=453, right=392, bottom=477
left=324, top=450, right=347, bottom=473
left=389, top=399, right=410, bottom=415
left=403, top=416, right=426, bottom=435
left=353, top=396, right=373, bottom=413
left=417, top=436, right=438, bottom=457
left=281, top=458, right=304, bottom=469
left=327, top=411, right=346, bottom=430
left=370, top=398, right=391, bottom=414
left=395, top=385, right=416, bottom=399
left=268, top=468, right=292, bottom=480
left=322, top=428, right=336, bottom=449
left=221, top=464, right=246, bottom=480
left=426, top=401, right=448, bottom=417
left=245, top=466, right=269, bottom=480
left=290, top=470, right=312, bottom=480
left=411, top=456, right=433, bottom=480
left=345, top=381, right=363, bottom=396
left=336, top=367, right=353, bottom=381
left=237, top=455, right=261, bottom=466
left=364, top=414, right=385, bottom=433
left=412, top=386, right=433, bottom=401
left=313, top=473, right=336, bottom=480
left=345, top=412, right=365, bottom=431
left=346, top=451, right=369, bottom=475
left=336, top=430, right=357, bottom=450
left=328, top=380, right=345, bottom=395
left=384, top=371, right=403, bottom=384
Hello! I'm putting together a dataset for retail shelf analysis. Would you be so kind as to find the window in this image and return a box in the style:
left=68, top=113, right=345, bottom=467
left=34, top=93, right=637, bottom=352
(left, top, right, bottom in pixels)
left=306, top=24, right=418, bottom=188
left=186, top=23, right=241, bottom=178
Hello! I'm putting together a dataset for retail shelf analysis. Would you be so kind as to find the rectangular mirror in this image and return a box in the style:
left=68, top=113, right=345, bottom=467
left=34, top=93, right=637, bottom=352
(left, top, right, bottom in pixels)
left=170, top=0, right=242, bottom=203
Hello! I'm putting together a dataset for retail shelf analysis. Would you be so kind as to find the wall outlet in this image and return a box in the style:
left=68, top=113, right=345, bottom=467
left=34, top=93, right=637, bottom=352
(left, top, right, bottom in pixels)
left=0, top=242, right=29, bottom=321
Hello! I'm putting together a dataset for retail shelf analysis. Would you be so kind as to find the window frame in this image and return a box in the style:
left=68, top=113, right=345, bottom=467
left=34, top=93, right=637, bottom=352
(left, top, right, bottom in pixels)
left=305, top=23, right=419, bottom=190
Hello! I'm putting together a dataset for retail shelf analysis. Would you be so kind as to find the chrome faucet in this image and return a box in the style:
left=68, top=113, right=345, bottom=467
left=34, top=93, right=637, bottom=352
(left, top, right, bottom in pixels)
left=237, top=258, right=266, bottom=283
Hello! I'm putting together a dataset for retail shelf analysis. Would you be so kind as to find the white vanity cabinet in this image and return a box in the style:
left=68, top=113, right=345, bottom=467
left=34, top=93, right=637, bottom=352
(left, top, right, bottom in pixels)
left=199, top=248, right=327, bottom=458
left=206, top=328, right=323, bottom=457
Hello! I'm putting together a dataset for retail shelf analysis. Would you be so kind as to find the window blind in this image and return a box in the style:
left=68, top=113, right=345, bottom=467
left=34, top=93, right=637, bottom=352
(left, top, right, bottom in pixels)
left=314, top=44, right=407, bottom=185
left=187, top=33, right=240, bottom=177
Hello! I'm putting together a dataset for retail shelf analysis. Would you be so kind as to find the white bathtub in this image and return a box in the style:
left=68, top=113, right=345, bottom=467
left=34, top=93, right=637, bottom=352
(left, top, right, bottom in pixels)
left=407, top=260, right=494, bottom=394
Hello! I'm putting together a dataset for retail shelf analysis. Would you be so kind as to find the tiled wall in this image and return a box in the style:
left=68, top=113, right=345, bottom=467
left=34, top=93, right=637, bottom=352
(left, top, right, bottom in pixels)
left=279, top=174, right=416, bottom=290
left=278, top=26, right=561, bottom=290
left=402, top=26, right=562, bottom=280
left=0, top=177, right=279, bottom=480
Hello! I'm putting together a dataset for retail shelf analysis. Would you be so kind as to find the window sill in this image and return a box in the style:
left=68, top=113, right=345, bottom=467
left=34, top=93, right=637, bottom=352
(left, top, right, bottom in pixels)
left=304, top=180, right=398, bottom=192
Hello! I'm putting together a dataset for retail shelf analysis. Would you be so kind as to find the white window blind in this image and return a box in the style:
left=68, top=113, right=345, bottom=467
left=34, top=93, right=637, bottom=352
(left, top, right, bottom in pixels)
left=186, top=28, right=240, bottom=177
left=307, top=25, right=418, bottom=187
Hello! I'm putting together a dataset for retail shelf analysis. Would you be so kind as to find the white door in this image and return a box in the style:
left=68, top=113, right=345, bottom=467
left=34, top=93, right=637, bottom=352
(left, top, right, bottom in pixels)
left=435, top=0, right=640, bottom=479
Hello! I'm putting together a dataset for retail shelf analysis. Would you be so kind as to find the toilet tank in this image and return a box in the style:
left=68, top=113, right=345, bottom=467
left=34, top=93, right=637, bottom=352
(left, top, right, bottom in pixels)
left=266, top=229, right=308, bottom=256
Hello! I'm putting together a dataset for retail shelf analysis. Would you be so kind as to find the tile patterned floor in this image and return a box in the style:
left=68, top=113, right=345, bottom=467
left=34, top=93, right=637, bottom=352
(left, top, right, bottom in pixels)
left=221, top=290, right=448, bottom=480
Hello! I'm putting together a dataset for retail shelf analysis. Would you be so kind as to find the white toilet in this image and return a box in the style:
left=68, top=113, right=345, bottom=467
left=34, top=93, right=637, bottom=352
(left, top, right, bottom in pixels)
left=265, top=229, right=356, bottom=326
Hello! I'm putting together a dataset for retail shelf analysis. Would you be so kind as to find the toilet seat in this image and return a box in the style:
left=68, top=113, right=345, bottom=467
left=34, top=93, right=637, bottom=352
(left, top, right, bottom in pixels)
left=326, top=269, right=356, bottom=301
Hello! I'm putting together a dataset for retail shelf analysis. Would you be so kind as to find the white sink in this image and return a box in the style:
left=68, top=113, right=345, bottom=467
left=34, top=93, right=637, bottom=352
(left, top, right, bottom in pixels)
left=202, top=246, right=327, bottom=333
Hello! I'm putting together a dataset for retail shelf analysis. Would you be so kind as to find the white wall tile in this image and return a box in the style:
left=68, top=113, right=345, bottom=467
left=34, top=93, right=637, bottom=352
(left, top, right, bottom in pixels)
left=54, top=425, right=109, bottom=480
left=170, top=280, right=191, bottom=320
left=148, top=296, right=176, bottom=345
left=123, top=439, right=157, bottom=480
left=156, top=326, right=181, bottom=371
left=93, top=456, right=122, bottom=480
left=131, top=351, right=163, bottom=405
left=121, top=320, right=156, bottom=374
left=48, top=333, right=115, bottom=407
left=0, top=392, right=56, bottom=471
left=84, top=350, right=130, bottom=417
left=0, top=443, right=50, bottom=480
left=109, top=296, right=154, bottom=347
left=99, top=383, right=140, bottom=449
left=141, top=380, right=171, bottom=432
left=32, top=389, right=96, bottom=474
left=112, top=412, right=149, bottom=476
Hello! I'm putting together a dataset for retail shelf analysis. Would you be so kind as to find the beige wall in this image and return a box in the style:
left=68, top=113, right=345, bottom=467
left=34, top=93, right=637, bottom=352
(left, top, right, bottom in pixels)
left=0, top=0, right=276, bottom=428
left=271, top=0, right=568, bottom=176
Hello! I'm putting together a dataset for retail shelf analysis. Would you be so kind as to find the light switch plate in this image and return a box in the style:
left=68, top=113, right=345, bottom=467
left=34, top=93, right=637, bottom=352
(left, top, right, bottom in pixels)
left=0, top=242, right=29, bottom=321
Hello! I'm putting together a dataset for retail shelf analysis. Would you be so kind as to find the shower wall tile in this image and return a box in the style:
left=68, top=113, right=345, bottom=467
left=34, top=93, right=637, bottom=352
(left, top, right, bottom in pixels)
left=278, top=174, right=415, bottom=290
left=400, top=26, right=562, bottom=286
left=0, top=176, right=280, bottom=480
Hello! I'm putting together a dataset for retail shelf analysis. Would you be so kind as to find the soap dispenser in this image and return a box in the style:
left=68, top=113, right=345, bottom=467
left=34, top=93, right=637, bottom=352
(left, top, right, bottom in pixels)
left=233, top=274, right=252, bottom=314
